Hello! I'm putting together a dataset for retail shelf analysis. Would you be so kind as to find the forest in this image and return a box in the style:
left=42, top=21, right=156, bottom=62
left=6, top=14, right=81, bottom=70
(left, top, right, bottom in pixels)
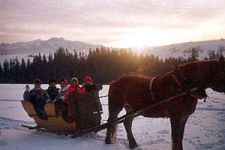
left=0, top=47, right=222, bottom=84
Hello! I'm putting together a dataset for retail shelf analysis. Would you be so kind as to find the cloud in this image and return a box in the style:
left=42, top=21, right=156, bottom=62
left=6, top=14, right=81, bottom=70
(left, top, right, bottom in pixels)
left=0, top=0, right=225, bottom=46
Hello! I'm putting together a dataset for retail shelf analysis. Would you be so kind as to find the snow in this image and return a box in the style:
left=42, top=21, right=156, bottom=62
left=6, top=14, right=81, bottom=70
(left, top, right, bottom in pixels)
left=141, top=39, right=225, bottom=59
left=0, top=84, right=225, bottom=150
left=1, top=39, right=225, bottom=65
left=0, top=37, right=103, bottom=65
left=0, top=54, right=33, bottom=65
left=0, top=37, right=101, bottom=55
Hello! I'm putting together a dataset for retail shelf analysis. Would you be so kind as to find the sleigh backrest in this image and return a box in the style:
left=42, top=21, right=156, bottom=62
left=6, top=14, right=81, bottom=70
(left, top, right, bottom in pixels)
left=21, top=100, right=57, bottom=117
left=21, top=100, right=76, bottom=132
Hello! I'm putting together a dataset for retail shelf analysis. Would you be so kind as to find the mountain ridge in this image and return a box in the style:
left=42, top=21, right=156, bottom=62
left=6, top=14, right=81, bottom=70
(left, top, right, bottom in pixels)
left=1, top=38, right=225, bottom=64
left=0, top=37, right=102, bottom=55
left=142, top=39, right=225, bottom=59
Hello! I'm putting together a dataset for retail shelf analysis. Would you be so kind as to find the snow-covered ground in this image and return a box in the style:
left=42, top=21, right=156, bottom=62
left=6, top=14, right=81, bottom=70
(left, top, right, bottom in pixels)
left=0, top=84, right=225, bottom=150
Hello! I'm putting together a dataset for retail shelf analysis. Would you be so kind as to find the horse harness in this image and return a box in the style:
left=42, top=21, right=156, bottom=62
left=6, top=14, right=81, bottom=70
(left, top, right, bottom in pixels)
left=149, top=66, right=208, bottom=102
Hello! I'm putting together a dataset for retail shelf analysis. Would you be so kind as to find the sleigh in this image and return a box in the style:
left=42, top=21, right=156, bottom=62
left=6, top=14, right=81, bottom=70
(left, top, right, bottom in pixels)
left=20, top=59, right=225, bottom=149
left=21, top=91, right=103, bottom=135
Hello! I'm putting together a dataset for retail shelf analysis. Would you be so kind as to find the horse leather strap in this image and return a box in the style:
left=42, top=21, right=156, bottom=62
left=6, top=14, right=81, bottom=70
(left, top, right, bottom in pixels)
left=171, top=73, right=183, bottom=88
left=189, top=89, right=208, bottom=101
left=172, top=66, right=189, bottom=89
left=177, top=66, right=188, bottom=81
left=149, top=77, right=157, bottom=101
left=171, top=72, right=205, bottom=100
left=189, top=92, right=201, bottom=99
left=89, top=87, right=200, bottom=134
left=149, top=67, right=206, bottom=101
left=150, top=73, right=188, bottom=101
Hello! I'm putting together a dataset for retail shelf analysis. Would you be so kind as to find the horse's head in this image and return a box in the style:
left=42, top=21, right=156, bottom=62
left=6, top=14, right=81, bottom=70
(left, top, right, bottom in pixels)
left=210, top=56, right=225, bottom=93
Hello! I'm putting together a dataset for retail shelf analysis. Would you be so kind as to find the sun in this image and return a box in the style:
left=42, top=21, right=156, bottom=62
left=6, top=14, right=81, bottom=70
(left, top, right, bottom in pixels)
left=116, top=28, right=176, bottom=50
left=116, top=28, right=152, bottom=48
left=114, top=27, right=196, bottom=51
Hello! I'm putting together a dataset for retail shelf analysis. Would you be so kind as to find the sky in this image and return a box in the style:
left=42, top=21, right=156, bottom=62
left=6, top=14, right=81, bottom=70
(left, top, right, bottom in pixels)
left=1, top=0, right=225, bottom=48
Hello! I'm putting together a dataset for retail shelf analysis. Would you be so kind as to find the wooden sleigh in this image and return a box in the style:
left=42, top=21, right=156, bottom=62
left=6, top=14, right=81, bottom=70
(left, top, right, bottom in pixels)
left=21, top=91, right=103, bottom=135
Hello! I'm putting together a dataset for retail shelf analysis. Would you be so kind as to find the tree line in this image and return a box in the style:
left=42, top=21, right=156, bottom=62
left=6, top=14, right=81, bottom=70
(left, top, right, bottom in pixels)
left=0, top=47, right=223, bottom=84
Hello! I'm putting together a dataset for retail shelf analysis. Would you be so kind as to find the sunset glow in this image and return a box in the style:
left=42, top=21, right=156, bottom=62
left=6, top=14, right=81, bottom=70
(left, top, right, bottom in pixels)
left=1, top=0, right=225, bottom=48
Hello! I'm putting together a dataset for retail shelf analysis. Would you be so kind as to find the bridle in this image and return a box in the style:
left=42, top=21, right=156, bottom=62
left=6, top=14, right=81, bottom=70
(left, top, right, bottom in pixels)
left=149, top=65, right=207, bottom=102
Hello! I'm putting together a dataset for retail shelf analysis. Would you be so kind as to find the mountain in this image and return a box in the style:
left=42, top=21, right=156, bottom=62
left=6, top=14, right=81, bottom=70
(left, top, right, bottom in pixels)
left=1, top=38, right=225, bottom=65
left=142, top=39, right=225, bottom=59
left=0, top=37, right=102, bottom=55
left=0, top=37, right=103, bottom=64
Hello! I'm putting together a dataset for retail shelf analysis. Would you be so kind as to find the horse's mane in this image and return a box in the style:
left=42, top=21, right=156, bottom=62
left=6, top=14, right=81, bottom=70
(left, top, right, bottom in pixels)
left=111, top=60, right=220, bottom=84
left=157, top=60, right=219, bottom=80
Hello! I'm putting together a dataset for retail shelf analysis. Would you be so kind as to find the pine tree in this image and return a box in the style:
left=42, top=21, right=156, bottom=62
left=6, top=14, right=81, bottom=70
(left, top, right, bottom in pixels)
left=3, top=60, right=9, bottom=71
left=191, top=47, right=198, bottom=61
left=208, top=50, right=216, bottom=59
left=0, top=47, right=190, bottom=84
left=0, top=64, right=3, bottom=82
left=218, top=46, right=225, bottom=57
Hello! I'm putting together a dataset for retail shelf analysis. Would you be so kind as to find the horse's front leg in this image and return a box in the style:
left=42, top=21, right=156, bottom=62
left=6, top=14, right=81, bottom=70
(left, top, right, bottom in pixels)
left=170, top=115, right=189, bottom=150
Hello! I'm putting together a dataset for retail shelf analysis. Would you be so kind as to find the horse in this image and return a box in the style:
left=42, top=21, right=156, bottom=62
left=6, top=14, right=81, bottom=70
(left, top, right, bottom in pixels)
left=105, top=58, right=225, bottom=150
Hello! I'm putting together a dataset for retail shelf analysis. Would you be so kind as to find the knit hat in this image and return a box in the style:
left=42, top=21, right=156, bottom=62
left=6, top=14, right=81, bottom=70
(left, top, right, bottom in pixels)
left=71, top=77, right=78, bottom=84
left=84, top=75, right=93, bottom=83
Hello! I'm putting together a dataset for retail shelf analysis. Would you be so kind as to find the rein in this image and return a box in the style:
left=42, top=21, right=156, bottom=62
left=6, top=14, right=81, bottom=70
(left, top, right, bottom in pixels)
left=90, top=87, right=200, bottom=134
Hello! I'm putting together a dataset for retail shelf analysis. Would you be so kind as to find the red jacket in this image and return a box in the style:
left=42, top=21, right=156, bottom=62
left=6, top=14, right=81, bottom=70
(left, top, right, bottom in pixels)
left=65, top=85, right=86, bottom=117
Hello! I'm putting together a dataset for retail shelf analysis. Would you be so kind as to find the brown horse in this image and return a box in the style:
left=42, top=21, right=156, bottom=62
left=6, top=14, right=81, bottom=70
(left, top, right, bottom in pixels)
left=105, top=58, right=225, bottom=150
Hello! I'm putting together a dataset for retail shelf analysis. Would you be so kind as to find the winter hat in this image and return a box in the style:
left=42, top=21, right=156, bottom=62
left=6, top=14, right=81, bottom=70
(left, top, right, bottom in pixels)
left=84, top=75, right=93, bottom=83
left=71, top=77, right=78, bottom=84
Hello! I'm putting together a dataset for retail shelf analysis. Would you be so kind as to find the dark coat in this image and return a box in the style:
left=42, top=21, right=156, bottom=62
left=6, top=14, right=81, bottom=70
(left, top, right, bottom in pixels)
left=47, top=87, right=59, bottom=101
left=83, top=83, right=102, bottom=92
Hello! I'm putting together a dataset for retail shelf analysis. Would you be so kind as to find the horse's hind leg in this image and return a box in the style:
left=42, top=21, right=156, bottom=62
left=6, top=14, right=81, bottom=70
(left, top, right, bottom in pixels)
left=170, top=115, right=189, bottom=150
left=124, top=106, right=138, bottom=149
left=105, top=103, right=123, bottom=144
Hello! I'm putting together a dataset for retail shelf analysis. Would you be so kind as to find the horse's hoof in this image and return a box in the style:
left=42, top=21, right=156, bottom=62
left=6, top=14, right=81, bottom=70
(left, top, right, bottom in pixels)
left=105, top=138, right=115, bottom=144
left=129, top=141, right=138, bottom=149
